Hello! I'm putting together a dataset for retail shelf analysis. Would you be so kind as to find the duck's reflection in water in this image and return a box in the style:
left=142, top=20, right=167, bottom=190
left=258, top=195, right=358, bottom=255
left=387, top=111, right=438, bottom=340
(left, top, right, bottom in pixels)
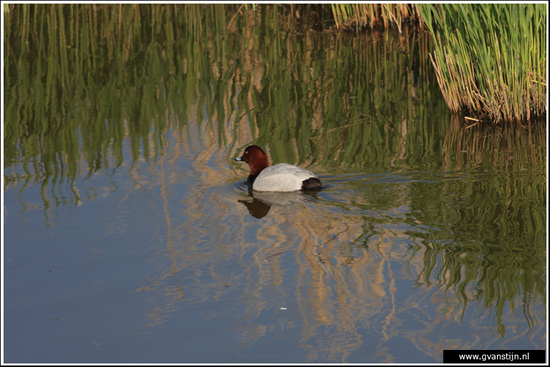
left=238, top=189, right=320, bottom=218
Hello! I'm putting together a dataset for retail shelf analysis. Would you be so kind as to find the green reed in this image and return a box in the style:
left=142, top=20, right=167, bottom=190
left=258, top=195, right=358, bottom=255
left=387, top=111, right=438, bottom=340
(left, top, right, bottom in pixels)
left=418, top=3, right=546, bottom=123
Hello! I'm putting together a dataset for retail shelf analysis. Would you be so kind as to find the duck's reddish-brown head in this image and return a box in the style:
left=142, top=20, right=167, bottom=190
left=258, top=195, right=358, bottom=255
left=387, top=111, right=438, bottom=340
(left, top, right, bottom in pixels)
left=235, top=145, right=270, bottom=175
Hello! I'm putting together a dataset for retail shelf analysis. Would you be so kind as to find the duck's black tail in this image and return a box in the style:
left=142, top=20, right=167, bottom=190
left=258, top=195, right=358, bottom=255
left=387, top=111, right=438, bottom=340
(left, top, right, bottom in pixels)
left=302, top=177, right=323, bottom=191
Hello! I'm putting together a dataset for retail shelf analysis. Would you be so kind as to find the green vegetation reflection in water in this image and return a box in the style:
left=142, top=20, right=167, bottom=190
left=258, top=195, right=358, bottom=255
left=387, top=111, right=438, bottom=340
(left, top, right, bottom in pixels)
left=3, top=3, right=546, bottom=343
left=4, top=4, right=451, bottom=192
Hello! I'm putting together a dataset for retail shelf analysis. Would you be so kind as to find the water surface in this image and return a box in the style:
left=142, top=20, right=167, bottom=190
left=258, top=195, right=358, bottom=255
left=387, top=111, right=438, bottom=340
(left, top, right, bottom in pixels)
left=3, top=4, right=546, bottom=363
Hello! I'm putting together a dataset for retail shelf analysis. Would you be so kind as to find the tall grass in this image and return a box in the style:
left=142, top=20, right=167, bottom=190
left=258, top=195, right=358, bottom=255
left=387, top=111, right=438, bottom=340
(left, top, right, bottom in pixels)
left=418, top=4, right=546, bottom=123
left=331, top=3, right=421, bottom=32
left=329, top=3, right=546, bottom=123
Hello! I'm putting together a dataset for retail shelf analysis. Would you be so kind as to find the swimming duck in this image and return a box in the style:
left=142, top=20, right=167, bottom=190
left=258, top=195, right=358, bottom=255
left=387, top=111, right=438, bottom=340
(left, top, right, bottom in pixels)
left=235, top=145, right=322, bottom=192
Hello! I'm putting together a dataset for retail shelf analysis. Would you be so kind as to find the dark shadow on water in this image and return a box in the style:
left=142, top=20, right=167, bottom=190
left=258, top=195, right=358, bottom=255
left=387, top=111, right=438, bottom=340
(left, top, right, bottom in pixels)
left=237, top=184, right=322, bottom=219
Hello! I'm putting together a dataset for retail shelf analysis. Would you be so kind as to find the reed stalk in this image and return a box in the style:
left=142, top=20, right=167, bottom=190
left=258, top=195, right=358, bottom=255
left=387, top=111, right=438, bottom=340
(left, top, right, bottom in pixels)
left=418, top=3, right=546, bottom=123
left=331, top=3, right=421, bottom=32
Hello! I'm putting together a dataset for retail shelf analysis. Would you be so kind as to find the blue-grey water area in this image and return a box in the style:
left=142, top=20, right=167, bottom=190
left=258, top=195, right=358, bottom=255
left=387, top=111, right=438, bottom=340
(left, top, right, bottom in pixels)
left=3, top=5, right=547, bottom=363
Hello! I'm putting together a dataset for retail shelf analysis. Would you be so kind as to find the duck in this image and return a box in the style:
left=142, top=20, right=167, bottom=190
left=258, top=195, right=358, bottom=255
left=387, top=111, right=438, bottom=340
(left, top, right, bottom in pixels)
left=235, top=145, right=322, bottom=192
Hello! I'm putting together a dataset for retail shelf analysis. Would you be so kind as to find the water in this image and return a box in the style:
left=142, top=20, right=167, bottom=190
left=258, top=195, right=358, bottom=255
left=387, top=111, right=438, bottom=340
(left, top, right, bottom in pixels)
left=3, top=4, right=546, bottom=363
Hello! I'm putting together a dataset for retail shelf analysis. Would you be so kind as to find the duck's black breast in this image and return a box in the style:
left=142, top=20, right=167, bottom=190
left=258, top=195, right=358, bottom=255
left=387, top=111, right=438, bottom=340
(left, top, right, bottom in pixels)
left=246, top=174, right=258, bottom=188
